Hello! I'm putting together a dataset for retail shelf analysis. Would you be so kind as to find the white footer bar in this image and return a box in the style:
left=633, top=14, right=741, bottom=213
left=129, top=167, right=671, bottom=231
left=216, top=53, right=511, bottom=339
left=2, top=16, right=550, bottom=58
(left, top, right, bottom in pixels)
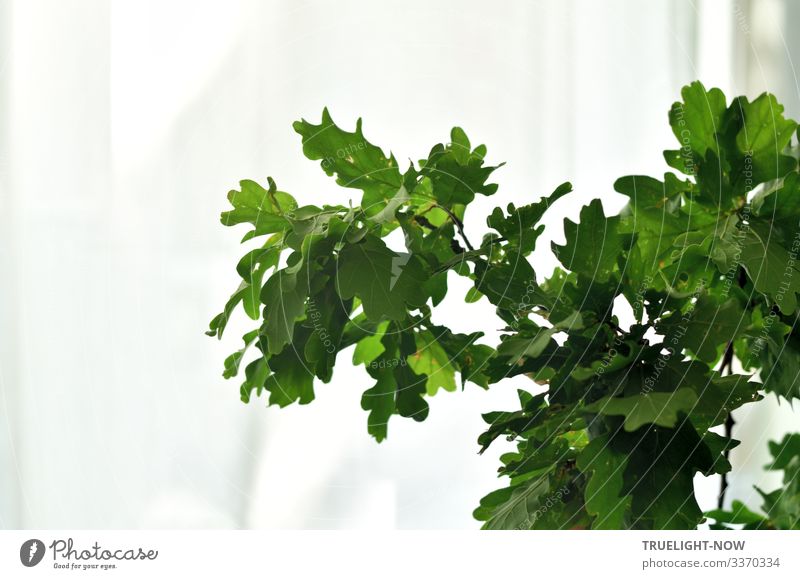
left=1, top=530, right=797, bottom=578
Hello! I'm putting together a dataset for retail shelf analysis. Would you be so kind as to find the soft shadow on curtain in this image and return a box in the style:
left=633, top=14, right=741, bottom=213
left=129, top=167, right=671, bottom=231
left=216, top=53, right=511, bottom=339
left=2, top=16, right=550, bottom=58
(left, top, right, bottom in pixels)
left=0, top=0, right=795, bottom=529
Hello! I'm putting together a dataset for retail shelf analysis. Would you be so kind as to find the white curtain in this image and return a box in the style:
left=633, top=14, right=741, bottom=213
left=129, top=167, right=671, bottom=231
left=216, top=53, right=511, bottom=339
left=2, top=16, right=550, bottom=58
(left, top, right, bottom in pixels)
left=0, top=0, right=796, bottom=529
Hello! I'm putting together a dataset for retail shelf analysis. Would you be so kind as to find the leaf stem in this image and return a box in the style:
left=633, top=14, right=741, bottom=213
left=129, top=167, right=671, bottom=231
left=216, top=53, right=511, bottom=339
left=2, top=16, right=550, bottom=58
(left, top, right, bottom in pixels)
left=435, top=204, right=474, bottom=251
left=266, top=177, right=284, bottom=215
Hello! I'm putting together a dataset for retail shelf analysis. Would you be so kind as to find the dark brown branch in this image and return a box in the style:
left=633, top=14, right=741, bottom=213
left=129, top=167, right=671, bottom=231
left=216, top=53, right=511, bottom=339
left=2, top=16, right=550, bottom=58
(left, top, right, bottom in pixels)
left=717, top=339, right=736, bottom=510
left=717, top=266, right=747, bottom=510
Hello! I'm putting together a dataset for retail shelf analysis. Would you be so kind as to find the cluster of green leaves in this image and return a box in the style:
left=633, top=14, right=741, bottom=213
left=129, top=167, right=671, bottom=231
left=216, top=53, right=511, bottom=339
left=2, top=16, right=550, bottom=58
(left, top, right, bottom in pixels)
left=210, top=83, right=800, bottom=529
left=474, top=82, right=800, bottom=529
left=208, top=109, right=498, bottom=442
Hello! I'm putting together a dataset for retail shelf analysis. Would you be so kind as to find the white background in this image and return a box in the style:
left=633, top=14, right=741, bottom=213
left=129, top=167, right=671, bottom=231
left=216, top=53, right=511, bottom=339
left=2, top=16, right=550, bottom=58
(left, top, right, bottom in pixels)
left=1, top=0, right=799, bottom=529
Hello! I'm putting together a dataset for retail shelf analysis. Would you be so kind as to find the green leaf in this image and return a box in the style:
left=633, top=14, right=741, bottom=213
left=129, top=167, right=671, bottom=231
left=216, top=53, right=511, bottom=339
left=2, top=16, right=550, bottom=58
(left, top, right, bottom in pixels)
left=263, top=327, right=315, bottom=407
left=736, top=308, right=800, bottom=401
left=585, top=389, right=699, bottom=432
left=552, top=199, right=623, bottom=282
left=221, top=178, right=295, bottom=233
left=476, top=475, right=553, bottom=530
left=487, top=182, right=571, bottom=254
left=621, top=422, right=712, bottom=529
left=735, top=92, right=798, bottom=184
left=293, top=109, right=403, bottom=215
left=420, top=130, right=502, bottom=206
left=449, top=126, right=471, bottom=165
left=706, top=500, right=768, bottom=527
left=352, top=321, right=389, bottom=366
left=242, top=356, right=270, bottom=403
left=472, top=258, right=540, bottom=323
left=767, top=433, right=800, bottom=471
left=739, top=220, right=800, bottom=314
left=303, top=285, right=352, bottom=382
left=614, top=173, right=691, bottom=209
left=206, top=281, right=249, bottom=339
left=708, top=214, right=742, bottom=272
left=336, top=235, right=429, bottom=321
left=617, top=187, right=698, bottom=302
left=668, top=81, right=727, bottom=158
left=477, top=391, right=548, bottom=452
left=657, top=295, right=746, bottom=363
left=361, top=332, right=429, bottom=441
left=261, top=268, right=310, bottom=354
left=222, top=329, right=260, bottom=380
left=577, top=435, right=631, bottom=529
left=236, top=245, right=280, bottom=284
left=496, top=325, right=559, bottom=361
left=690, top=373, right=761, bottom=430
left=361, top=367, right=397, bottom=442
left=753, top=172, right=800, bottom=233
left=407, top=329, right=457, bottom=395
